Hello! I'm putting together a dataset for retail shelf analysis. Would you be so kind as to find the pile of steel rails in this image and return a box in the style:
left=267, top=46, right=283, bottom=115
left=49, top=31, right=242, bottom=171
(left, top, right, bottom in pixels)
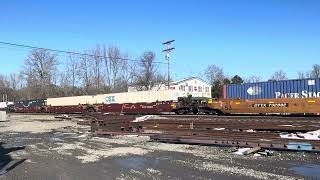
left=80, top=114, right=320, bottom=152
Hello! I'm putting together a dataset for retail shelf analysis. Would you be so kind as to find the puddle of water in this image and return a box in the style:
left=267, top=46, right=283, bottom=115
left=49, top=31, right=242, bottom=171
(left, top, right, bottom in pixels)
left=156, top=156, right=173, bottom=161
left=115, top=156, right=150, bottom=170
left=290, top=164, right=320, bottom=178
left=50, top=137, right=64, bottom=142
left=115, top=155, right=173, bottom=170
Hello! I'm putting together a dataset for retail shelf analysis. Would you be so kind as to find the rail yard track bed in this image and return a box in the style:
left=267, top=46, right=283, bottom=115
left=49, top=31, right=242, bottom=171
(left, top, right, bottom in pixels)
left=1, top=114, right=320, bottom=179
left=86, top=114, right=320, bottom=152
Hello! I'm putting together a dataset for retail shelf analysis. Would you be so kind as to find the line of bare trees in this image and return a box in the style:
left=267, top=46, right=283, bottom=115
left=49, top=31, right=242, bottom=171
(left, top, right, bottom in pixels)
left=0, top=45, right=166, bottom=101
left=2, top=46, right=320, bottom=101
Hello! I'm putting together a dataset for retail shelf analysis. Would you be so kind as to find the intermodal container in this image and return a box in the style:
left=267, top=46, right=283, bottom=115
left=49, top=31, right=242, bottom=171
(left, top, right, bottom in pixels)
left=47, top=95, right=97, bottom=106
left=94, top=90, right=179, bottom=104
left=225, top=78, right=320, bottom=99
left=14, top=99, right=46, bottom=108
left=46, top=90, right=180, bottom=106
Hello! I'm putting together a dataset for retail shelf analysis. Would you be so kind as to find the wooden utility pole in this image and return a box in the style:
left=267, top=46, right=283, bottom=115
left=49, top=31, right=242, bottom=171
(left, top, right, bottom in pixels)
left=162, top=40, right=175, bottom=89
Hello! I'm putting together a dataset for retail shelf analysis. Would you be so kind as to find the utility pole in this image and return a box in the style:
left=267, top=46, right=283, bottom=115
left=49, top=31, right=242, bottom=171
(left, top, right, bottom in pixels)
left=162, top=40, right=175, bottom=89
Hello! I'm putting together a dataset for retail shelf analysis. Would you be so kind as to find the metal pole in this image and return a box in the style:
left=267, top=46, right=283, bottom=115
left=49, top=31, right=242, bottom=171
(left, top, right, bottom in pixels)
left=166, top=52, right=170, bottom=89
left=168, top=57, right=170, bottom=88
left=162, top=40, right=175, bottom=90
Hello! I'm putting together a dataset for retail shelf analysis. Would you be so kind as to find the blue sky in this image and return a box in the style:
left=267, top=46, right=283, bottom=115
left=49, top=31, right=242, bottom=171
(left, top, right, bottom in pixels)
left=1, top=0, right=320, bottom=81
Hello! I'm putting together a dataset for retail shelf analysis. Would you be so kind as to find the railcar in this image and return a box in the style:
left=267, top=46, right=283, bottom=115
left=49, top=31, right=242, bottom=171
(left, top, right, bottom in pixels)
left=10, top=90, right=178, bottom=114
left=209, top=98, right=320, bottom=115
left=13, top=99, right=46, bottom=113
left=171, top=96, right=320, bottom=115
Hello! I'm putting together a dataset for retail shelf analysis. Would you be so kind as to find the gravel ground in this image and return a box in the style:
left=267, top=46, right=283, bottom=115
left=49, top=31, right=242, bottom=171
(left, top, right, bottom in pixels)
left=0, top=114, right=319, bottom=180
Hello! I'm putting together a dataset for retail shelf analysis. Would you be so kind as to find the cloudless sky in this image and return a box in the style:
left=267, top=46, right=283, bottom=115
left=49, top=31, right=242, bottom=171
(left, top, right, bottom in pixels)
left=1, top=0, right=320, bottom=81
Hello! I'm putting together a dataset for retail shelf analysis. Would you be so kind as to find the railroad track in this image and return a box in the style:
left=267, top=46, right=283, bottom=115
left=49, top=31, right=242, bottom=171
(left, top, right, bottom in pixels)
left=80, top=113, right=320, bottom=152
left=8, top=112, right=320, bottom=152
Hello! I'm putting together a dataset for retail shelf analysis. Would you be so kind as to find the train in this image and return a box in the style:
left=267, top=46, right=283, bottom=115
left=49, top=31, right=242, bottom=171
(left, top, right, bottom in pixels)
left=3, top=93, right=320, bottom=116
left=4, top=90, right=176, bottom=114
left=3, top=77, right=320, bottom=115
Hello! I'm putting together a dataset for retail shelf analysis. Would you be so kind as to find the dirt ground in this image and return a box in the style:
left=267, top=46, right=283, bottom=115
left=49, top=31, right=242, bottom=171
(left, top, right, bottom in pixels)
left=0, top=114, right=320, bottom=180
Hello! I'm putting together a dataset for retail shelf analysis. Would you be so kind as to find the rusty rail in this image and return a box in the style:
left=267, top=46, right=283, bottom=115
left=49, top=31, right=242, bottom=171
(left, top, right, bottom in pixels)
left=80, top=114, right=320, bottom=152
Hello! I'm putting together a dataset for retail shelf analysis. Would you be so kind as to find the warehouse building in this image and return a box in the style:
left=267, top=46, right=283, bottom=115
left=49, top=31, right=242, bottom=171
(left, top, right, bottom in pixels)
left=128, top=77, right=212, bottom=98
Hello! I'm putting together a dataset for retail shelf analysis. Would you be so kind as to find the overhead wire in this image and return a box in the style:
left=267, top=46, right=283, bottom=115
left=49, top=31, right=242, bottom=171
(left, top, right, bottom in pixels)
left=0, top=41, right=168, bottom=65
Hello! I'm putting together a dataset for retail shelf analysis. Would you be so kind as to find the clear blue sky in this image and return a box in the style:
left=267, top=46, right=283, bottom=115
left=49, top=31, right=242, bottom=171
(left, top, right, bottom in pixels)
left=1, top=0, right=320, bottom=81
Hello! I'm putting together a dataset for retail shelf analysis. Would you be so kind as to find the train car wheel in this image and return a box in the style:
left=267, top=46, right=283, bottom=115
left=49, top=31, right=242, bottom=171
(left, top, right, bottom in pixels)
left=86, top=107, right=96, bottom=113
left=192, top=108, right=199, bottom=114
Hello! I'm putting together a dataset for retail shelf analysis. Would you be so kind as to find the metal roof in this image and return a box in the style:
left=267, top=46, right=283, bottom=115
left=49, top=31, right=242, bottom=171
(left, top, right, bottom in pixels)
left=170, top=77, right=210, bottom=85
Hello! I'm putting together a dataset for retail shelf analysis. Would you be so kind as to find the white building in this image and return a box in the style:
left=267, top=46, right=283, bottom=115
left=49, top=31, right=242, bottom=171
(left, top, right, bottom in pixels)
left=128, top=77, right=212, bottom=98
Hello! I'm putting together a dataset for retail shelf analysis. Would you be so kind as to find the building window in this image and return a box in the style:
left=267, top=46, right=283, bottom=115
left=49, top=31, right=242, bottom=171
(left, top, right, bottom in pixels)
left=199, top=86, right=202, bottom=92
left=205, top=87, right=209, bottom=92
left=179, top=85, right=186, bottom=91
left=188, top=86, right=192, bottom=92
left=194, top=86, right=197, bottom=91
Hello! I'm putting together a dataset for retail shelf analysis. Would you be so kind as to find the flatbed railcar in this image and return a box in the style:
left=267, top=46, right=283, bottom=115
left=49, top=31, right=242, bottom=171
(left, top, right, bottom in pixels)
left=8, top=95, right=320, bottom=115
left=9, top=99, right=175, bottom=114
left=171, top=96, right=320, bottom=115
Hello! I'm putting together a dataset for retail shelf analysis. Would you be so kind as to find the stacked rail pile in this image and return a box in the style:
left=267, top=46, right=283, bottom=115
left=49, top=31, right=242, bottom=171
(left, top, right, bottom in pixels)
left=87, top=114, right=320, bottom=152
left=80, top=114, right=138, bottom=132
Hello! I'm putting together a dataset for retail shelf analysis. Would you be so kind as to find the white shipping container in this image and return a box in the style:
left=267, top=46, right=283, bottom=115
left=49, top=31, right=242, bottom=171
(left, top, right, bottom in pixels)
left=94, top=90, right=180, bottom=104
left=0, top=111, right=6, bottom=121
left=47, top=90, right=181, bottom=106
left=47, top=95, right=98, bottom=106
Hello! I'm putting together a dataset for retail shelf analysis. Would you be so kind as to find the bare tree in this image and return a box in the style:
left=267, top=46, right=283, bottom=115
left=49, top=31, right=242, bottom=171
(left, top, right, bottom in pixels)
left=204, top=65, right=224, bottom=85
left=92, top=46, right=103, bottom=92
left=79, top=55, right=93, bottom=94
left=68, top=54, right=80, bottom=93
left=0, top=74, right=9, bottom=101
left=8, top=73, right=20, bottom=90
left=107, top=46, right=125, bottom=90
left=298, top=72, right=305, bottom=79
left=297, top=64, right=320, bottom=79
left=245, top=75, right=262, bottom=83
left=310, top=64, right=320, bottom=78
left=2, top=44, right=174, bottom=100
left=133, top=51, right=163, bottom=91
left=101, top=45, right=132, bottom=92
left=269, top=70, right=287, bottom=81
left=203, top=65, right=226, bottom=98
left=22, top=49, right=59, bottom=98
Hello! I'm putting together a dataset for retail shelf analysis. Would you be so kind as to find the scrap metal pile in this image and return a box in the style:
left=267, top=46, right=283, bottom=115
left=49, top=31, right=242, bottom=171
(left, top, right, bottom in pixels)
left=80, top=114, right=320, bottom=152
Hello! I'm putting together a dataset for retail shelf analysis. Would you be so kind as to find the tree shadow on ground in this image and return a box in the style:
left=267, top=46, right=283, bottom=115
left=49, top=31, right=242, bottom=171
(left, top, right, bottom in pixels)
left=0, top=142, right=26, bottom=175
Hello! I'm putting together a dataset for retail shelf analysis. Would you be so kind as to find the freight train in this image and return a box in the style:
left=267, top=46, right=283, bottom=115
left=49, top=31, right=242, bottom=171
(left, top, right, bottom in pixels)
left=5, top=90, right=178, bottom=114
left=3, top=77, right=320, bottom=115
left=4, top=94, right=320, bottom=116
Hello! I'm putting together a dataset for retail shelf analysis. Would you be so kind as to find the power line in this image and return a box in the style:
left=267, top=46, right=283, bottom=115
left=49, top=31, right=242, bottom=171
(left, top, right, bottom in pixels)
left=0, top=41, right=168, bottom=65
